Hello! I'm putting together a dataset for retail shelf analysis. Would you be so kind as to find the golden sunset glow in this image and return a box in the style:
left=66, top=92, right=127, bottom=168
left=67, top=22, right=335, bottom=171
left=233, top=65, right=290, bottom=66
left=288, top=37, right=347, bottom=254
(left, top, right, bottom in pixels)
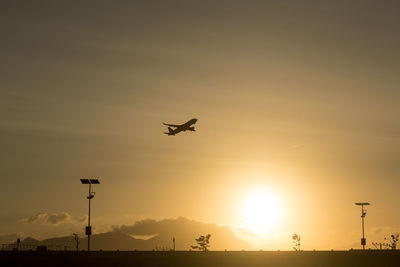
left=1, top=1, right=400, bottom=253
left=239, top=188, right=283, bottom=235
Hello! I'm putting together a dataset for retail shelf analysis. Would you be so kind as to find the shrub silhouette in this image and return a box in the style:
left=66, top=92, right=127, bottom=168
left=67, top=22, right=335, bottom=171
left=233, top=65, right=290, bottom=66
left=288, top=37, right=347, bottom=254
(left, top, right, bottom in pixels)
left=191, top=234, right=211, bottom=251
left=292, top=233, right=301, bottom=251
left=384, top=233, right=399, bottom=250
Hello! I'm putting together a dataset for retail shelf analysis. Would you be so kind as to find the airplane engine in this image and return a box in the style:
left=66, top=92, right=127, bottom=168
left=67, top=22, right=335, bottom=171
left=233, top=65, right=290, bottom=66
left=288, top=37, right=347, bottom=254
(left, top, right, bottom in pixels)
left=189, top=126, right=195, bottom=131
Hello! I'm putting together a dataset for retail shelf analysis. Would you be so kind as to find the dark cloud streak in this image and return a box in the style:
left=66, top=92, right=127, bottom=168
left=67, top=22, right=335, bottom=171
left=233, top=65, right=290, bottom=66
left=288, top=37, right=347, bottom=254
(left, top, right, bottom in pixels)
left=20, top=212, right=87, bottom=225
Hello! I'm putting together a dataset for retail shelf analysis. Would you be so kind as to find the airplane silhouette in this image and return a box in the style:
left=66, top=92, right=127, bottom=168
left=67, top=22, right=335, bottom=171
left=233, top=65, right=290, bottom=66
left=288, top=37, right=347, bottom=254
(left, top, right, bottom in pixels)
left=163, top=118, right=198, bottom=136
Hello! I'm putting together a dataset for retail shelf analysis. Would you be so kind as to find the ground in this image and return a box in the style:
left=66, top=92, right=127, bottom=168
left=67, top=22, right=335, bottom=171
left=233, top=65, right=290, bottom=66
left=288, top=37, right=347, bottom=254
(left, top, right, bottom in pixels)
left=1, top=251, right=400, bottom=267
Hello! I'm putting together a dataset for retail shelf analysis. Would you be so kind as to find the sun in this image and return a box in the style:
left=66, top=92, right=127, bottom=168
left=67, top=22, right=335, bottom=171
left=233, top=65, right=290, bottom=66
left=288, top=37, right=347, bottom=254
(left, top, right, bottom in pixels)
left=239, top=188, right=283, bottom=234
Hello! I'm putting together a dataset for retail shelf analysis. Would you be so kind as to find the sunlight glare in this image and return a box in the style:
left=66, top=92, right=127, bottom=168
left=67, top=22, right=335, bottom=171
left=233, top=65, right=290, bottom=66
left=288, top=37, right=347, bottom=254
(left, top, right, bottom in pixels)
left=239, top=188, right=283, bottom=234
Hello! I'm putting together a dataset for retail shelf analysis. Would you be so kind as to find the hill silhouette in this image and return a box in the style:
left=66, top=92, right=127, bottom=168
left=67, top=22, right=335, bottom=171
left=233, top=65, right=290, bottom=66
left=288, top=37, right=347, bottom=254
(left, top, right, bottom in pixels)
left=18, top=217, right=253, bottom=251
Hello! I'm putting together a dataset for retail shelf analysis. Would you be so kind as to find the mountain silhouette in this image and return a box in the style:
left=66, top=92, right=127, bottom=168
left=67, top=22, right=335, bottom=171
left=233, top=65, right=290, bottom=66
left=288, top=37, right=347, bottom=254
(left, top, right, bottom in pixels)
left=17, top=217, right=253, bottom=251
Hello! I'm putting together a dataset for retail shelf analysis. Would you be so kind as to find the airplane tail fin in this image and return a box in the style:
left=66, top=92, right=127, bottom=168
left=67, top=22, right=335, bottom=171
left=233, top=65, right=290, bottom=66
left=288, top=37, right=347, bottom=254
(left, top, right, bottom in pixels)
left=164, top=127, right=175, bottom=136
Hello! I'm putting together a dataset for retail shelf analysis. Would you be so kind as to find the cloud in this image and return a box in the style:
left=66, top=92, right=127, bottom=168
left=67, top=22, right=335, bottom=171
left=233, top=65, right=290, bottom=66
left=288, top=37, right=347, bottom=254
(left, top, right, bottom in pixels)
left=46, top=212, right=70, bottom=224
left=23, top=212, right=71, bottom=225
left=77, top=215, right=88, bottom=223
left=113, top=217, right=244, bottom=238
left=112, top=217, right=253, bottom=250
left=115, top=219, right=159, bottom=235
left=20, top=212, right=75, bottom=225
left=231, top=226, right=261, bottom=237
left=292, top=143, right=305, bottom=148
left=113, top=217, right=220, bottom=236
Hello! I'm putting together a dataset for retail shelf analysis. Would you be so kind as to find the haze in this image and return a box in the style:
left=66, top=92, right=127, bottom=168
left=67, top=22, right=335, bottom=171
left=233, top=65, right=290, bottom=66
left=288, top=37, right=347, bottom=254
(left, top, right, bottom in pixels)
left=1, top=0, right=399, bottom=250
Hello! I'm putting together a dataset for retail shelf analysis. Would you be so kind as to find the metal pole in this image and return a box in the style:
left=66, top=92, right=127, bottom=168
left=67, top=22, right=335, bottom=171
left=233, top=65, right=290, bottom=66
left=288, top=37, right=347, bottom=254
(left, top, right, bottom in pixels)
left=88, top=183, right=91, bottom=251
left=81, top=179, right=99, bottom=252
left=361, top=205, right=365, bottom=250
left=355, top=202, right=369, bottom=250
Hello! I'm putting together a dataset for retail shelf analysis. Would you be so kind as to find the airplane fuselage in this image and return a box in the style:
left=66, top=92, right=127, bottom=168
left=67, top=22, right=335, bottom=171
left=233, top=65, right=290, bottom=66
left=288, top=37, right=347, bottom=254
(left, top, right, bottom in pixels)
left=163, top=118, right=198, bottom=136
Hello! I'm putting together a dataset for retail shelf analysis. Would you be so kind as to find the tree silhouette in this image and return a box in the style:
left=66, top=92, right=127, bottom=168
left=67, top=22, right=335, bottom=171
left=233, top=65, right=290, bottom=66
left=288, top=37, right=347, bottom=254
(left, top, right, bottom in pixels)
left=384, top=233, right=399, bottom=250
left=292, top=233, right=301, bottom=251
left=191, top=234, right=211, bottom=251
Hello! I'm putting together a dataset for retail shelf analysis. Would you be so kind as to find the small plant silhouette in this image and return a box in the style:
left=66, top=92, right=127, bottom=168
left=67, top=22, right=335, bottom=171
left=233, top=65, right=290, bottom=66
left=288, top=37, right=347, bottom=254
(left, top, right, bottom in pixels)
left=372, top=242, right=384, bottom=250
left=191, top=234, right=211, bottom=251
left=73, top=233, right=79, bottom=252
left=384, top=233, right=399, bottom=250
left=292, top=233, right=301, bottom=251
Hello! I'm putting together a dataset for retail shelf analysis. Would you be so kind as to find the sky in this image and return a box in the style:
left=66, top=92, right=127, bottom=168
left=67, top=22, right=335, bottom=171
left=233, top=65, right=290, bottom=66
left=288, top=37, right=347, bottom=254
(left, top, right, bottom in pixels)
left=1, top=0, right=400, bottom=250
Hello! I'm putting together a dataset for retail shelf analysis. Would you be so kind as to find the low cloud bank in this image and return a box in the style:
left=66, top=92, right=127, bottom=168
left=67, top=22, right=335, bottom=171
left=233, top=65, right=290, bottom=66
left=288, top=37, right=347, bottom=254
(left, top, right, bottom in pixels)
left=20, top=212, right=87, bottom=225
left=22, top=212, right=71, bottom=225
left=112, top=217, right=253, bottom=250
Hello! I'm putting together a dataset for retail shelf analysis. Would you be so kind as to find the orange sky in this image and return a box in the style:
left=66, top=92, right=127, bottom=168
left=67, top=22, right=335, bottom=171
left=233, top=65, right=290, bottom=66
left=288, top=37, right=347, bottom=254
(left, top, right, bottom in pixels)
left=1, top=0, right=400, bottom=250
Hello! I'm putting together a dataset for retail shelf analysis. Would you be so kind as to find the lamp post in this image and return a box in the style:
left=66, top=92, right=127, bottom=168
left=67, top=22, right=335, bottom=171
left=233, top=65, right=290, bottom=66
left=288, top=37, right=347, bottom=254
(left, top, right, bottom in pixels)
left=355, top=202, right=370, bottom=250
left=80, top=179, right=100, bottom=251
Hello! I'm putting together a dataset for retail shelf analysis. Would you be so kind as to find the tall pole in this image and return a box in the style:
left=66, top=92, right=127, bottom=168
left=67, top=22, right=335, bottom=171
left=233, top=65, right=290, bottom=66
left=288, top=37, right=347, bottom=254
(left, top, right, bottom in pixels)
left=361, top=205, right=365, bottom=250
left=88, top=183, right=91, bottom=251
left=80, top=178, right=99, bottom=252
left=355, top=202, right=370, bottom=250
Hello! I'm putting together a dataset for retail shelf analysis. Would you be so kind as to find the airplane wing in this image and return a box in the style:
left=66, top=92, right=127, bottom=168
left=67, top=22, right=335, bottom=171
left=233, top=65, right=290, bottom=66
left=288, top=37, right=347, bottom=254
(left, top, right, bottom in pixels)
left=163, top=123, right=181, bottom=127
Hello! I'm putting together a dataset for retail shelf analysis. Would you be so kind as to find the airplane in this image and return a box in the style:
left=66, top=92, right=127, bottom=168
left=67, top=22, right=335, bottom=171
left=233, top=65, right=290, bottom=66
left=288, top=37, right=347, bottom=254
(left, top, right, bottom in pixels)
left=163, top=118, right=198, bottom=136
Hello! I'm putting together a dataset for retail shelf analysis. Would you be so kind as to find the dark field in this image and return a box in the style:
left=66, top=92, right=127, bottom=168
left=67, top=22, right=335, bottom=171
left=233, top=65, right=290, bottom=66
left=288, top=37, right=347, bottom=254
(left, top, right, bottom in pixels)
left=1, top=251, right=400, bottom=267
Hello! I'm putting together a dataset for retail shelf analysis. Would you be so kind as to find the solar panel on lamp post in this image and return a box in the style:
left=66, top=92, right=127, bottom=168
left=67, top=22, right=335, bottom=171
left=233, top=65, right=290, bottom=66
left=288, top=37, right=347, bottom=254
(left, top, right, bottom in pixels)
left=355, top=202, right=370, bottom=250
left=80, top=178, right=100, bottom=251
